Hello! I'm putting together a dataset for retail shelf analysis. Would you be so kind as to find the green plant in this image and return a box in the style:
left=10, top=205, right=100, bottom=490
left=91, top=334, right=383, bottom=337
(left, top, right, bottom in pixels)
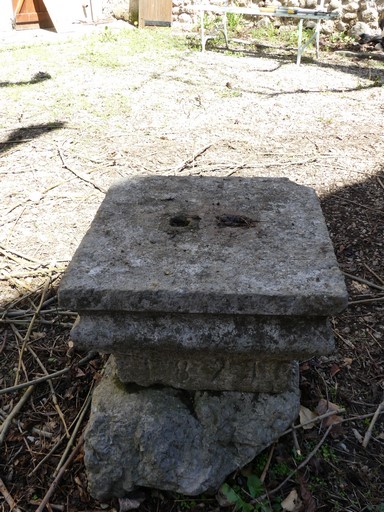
left=320, top=444, right=337, bottom=463
left=99, top=25, right=118, bottom=43
left=219, top=475, right=280, bottom=511
left=226, top=11, right=244, bottom=33
left=329, top=31, right=353, bottom=44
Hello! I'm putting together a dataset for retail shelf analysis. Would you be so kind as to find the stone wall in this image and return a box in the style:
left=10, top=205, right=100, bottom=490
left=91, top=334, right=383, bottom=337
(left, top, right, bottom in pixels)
left=103, top=0, right=384, bottom=35
left=172, top=0, right=384, bottom=35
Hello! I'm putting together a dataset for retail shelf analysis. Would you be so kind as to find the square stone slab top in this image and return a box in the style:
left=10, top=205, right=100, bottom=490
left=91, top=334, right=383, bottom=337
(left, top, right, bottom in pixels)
left=59, top=176, right=347, bottom=316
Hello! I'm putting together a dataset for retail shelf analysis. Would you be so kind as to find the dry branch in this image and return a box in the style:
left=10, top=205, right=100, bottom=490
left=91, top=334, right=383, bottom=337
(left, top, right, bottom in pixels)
left=53, top=392, right=92, bottom=477
left=362, top=398, right=384, bottom=448
left=281, top=408, right=345, bottom=436
left=0, top=368, right=69, bottom=396
left=27, top=344, right=69, bottom=437
left=15, top=277, right=51, bottom=386
left=348, top=296, right=384, bottom=305
left=343, top=272, right=384, bottom=292
left=0, top=385, right=34, bottom=447
left=174, top=143, right=213, bottom=173
left=57, top=146, right=106, bottom=194
left=252, top=425, right=333, bottom=503
left=35, top=431, right=85, bottom=512
left=0, top=477, right=22, bottom=512
left=363, top=263, right=384, bottom=286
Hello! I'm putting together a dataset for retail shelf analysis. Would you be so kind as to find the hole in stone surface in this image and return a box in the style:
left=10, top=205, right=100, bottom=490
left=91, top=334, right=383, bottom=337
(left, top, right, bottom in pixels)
left=216, top=214, right=257, bottom=228
left=170, top=215, right=191, bottom=227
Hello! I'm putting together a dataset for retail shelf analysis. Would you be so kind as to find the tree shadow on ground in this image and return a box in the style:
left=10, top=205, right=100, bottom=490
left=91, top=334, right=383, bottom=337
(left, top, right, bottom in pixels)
left=0, top=121, right=66, bottom=155
left=0, top=71, right=52, bottom=88
left=208, top=41, right=384, bottom=82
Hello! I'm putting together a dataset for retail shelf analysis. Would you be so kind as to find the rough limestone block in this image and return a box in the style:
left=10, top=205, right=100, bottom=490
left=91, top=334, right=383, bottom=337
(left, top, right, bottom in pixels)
left=112, top=351, right=299, bottom=393
left=84, top=358, right=300, bottom=500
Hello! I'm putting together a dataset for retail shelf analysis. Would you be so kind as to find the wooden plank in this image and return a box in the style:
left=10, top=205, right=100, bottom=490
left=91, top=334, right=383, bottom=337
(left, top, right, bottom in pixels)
left=13, top=0, right=53, bottom=29
left=139, top=0, right=172, bottom=28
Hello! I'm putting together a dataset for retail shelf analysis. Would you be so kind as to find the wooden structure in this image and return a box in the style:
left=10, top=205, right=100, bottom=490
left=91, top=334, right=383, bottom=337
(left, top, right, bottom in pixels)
left=9, top=0, right=103, bottom=32
left=139, top=0, right=172, bottom=28
left=12, top=0, right=53, bottom=29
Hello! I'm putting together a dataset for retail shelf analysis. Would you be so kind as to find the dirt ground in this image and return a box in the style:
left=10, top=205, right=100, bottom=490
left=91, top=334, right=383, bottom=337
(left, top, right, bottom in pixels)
left=0, top=25, right=384, bottom=512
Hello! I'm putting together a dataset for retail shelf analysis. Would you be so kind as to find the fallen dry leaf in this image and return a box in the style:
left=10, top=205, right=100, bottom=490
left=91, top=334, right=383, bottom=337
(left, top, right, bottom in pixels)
left=299, top=405, right=317, bottom=430
left=316, top=398, right=340, bottom=416
left=298, top=474, right=317, bottom=512
left=316, top=399, right=344, bottom=435
left=330, top=363, right=340, bottom=377
left=281, top=489, right=302, bottom=511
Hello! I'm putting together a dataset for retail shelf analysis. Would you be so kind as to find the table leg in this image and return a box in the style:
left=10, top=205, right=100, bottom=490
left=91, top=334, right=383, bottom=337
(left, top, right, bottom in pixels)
left=222, top=12, right=229, bottom=49
left=296, top=18, right=303, bottom=65
left=200, top=8, right=205, bottom=52
left=315, top=19, right=320, bottom=58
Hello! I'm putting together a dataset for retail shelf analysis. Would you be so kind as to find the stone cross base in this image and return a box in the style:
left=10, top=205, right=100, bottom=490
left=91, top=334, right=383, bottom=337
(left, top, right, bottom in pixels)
left=59, top=176, right=347, bottom=500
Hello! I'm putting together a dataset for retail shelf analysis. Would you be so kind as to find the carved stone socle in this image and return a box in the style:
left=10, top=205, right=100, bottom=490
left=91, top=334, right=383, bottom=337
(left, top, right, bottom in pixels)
left=59, top=176, right=347, bottom=498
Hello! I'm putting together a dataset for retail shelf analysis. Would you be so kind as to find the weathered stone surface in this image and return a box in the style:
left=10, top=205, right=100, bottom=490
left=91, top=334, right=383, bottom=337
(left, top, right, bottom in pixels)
left=113, top=351, right=299, bottom=392
left=71, top=312, right=335, bottom=358
left=84, top=358, right=300, bottom=500
left=59, top=176, right=347, bottom=317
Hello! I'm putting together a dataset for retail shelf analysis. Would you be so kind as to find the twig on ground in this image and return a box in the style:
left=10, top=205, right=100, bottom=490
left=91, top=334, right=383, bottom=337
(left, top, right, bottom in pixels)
left=333, top=329, right=356, bottom=349
left=291, top=423, right=301, bottom=456
left=27, top=344, right=70, bottom=438
left=260, top=442, right=275, bottom=483
left=348, top=296, right=384, bottom=305
left=0, top=477, right=22, bottom=512
left=1, top=351, right=98, bottom=396
left=377, top=176, right=384, bottom=191
left=0, top=332, right=6, bottom=354
left=3, top=275, right=59, bottom=313
left=27, top=385, right=91, bottom=478
left=53, top=392, right=92, bottom=477
left=281, top=408, right=345, bottom=436
left=35, top=431, right=85, bottom=512
left=57, top=146, right=106, bottom=194
left=15, top=276, right=51, bottom=385
left=0, top=267, right=65, bottom=280
left=0, top=245, right=44, bottom=265
left=341, top=411, right=384, bottom=423
left=252, top=425, right=333, bottom=503
left=362, top=398, right=384, bottom=448
left=343, top=272, right=384, bottom=292
left=1, top=308, right=75, bottom=319
left=0, top=368, right=69, bottom=396
left=175, top=143, right=213, bottom=173
left=363, top=263, right=384, bottom=286
left=0, top=385, right=35, bottom=446
left=335, top=195, right=384, bottom=214
left=32, top=427, right=55, bottom=439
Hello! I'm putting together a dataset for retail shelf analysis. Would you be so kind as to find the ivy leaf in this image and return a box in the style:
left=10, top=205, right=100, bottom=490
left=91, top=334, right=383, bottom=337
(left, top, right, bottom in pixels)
left=247, top=474, right=263, bottom=498
left=217, top=483, right=253, bottom=512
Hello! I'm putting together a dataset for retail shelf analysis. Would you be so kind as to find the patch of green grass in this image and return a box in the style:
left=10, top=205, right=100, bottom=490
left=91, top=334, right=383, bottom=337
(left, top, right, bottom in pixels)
left=76, top=28, right=190, bottom=68
left=219, top=477, right=277, bottom=512
left=252, top=24, right=312, bottom=47
left=227, top=12, right=244, bottom=34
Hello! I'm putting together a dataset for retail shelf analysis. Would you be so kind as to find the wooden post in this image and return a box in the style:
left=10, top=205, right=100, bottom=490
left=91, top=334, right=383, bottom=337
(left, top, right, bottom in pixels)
left=138, top=0, right=172, bottom=28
